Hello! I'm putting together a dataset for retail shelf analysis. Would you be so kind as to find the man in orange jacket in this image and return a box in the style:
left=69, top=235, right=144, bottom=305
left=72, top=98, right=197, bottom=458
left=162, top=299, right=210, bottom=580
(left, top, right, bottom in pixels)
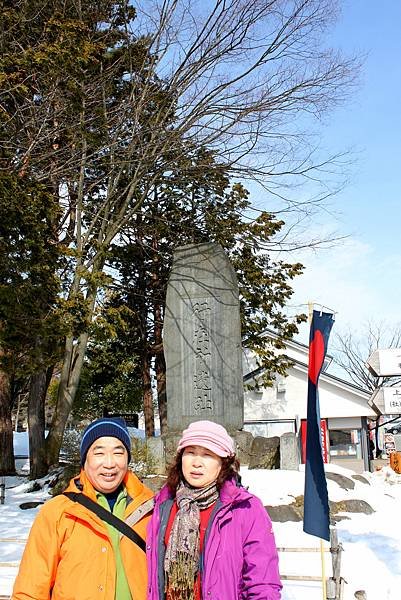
left=12, top=417, right=154, bottom=600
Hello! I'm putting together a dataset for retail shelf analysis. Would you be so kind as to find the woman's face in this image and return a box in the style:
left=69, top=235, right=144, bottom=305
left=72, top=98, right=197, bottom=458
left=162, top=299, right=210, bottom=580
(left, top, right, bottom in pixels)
left=181, top=445, right=223, bottom=488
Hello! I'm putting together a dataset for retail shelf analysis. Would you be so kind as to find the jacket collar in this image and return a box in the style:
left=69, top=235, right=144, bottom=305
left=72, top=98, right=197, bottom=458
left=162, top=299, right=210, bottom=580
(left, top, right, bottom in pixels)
left=66, top=469, right=153, bottom=511
left=218, top=478, right=253, bottom=505
left=155, top=483, right=174, bottom=505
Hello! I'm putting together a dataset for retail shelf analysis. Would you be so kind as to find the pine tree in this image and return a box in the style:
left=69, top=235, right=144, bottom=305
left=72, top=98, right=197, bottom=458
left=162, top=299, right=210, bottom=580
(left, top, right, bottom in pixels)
left=0, top=174, right=62, bottom=474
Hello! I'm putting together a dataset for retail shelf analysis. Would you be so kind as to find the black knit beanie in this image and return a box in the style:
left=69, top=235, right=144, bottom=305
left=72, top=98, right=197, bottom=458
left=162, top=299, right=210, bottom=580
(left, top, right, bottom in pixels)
left=80, top=417, right=131, bottom=465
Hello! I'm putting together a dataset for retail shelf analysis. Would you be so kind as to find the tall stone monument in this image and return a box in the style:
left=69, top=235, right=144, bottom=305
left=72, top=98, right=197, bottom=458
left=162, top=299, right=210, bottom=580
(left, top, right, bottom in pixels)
left=163, top=242, right=244, bottom=432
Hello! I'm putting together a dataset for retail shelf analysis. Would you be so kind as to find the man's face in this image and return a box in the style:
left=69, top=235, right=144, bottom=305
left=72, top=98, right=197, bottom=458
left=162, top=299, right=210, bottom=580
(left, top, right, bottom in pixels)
left=84, top=436, right=128, bottom=494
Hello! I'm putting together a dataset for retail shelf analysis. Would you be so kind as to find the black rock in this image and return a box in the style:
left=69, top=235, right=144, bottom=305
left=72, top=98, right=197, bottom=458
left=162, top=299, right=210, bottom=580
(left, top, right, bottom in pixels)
left=19, top=501, right=44, bottom=510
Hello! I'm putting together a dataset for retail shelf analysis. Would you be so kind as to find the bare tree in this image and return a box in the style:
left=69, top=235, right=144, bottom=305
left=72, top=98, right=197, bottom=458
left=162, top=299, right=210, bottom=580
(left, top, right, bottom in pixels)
left=135, top=0, right=357, bottom=198
left=334, top=321, right=401, bottom=457
left=333, top=321, right=401, bottom=392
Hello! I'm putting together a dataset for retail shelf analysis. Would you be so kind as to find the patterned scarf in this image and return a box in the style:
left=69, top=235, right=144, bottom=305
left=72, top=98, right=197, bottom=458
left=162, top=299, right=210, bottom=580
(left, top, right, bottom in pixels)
left=164, top=481, right=219, bottom=600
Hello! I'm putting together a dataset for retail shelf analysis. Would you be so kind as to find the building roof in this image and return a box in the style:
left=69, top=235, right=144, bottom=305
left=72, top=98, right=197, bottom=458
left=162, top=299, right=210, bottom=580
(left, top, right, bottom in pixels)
left=243, top=329, right=370, bottom=399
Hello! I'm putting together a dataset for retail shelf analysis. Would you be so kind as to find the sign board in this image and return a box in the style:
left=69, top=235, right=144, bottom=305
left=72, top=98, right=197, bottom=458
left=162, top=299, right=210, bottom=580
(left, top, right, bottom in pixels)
left=390, top=451, right=401, bottom=473
left=103, top=412, right=139, bottom=428
left=369, top=388, right=401, bottom=415
left=300, top=419, right=328, bottom=464
left=366, top=348, right=401, bottom=377
left=382, top=388, right=401, bottom=414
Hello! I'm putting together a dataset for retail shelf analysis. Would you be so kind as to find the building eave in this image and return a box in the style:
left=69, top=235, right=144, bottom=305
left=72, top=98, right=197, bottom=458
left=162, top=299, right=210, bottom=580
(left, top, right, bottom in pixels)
left=244, top=355, right=370, bottom=400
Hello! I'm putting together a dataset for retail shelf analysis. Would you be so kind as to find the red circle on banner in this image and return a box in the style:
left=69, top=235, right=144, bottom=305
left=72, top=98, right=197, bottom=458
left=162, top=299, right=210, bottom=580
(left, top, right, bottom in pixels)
left=308, top=330, right=325, bottom=384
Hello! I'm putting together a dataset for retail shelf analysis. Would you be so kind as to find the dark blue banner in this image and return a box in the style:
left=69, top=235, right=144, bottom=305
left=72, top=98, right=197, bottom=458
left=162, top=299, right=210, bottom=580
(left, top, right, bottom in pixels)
left=303, top=309, right=334, bottom=541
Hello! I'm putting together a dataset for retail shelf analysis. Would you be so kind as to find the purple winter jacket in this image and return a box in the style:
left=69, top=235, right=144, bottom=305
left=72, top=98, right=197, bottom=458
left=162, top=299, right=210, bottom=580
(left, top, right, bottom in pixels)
left=146, top=479, right=282, bottom=599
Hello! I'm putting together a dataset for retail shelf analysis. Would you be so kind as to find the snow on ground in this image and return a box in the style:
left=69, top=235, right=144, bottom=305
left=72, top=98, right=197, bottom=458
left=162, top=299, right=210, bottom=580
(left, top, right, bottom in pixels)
left=1, top=460, right=401, bottom=599
left=241, top=463, right=401, bottom=600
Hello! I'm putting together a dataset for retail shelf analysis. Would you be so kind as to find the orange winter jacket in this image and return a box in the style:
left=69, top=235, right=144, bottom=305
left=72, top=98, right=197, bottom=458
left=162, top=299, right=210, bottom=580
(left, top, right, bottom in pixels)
left=12, top=469, right=154, bottom=600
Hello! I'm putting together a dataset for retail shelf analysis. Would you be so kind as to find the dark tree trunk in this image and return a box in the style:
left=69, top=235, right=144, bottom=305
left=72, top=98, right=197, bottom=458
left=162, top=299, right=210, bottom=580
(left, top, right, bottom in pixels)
left=155, top=350, right=167, bottom=434
left=0, top=368, right=15, bottom=475
left=143, top=352, right=155, bottom=437
left=45, top=317, right=91, bottom=469
left=28, top=369, right=48, bottom=479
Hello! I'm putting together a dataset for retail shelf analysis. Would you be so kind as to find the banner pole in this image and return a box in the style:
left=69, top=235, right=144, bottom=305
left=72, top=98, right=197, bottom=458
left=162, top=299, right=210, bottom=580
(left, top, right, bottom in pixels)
left=308, top=300, right=314, bottom=324
left=320, top=538, right=327, bottom=599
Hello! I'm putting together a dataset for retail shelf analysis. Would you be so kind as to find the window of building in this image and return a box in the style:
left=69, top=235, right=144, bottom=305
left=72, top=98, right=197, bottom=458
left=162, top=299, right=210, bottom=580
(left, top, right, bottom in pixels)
left=329, top=429, right=361, bottom=458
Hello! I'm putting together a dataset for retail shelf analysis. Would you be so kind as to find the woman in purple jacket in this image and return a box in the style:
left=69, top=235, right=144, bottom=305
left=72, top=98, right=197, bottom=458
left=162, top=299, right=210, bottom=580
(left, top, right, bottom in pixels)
left=146, top=420, right=282, bottom=599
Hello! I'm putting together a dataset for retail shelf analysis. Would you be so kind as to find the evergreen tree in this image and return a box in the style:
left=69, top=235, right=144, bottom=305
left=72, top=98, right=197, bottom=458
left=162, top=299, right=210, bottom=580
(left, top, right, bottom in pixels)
left=72, top=305, right=143, bottom=420
left=0, top=174, right=62, bottom=474
left=1, top=0, right=174, bottom=467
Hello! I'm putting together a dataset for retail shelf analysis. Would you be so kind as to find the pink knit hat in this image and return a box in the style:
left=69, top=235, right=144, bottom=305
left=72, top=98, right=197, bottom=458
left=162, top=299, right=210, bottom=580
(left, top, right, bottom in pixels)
left=177, top=420, right=235, bottom=457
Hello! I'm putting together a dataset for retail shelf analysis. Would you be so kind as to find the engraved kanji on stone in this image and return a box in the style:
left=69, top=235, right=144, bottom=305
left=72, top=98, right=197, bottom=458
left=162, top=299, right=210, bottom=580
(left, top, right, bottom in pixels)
left=194, top=369, right=211, bottom=391
left=194, top=393, right=213, bottom=412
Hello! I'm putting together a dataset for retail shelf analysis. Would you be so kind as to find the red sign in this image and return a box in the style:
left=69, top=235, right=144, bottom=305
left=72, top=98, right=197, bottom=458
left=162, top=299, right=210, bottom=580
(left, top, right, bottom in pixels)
left=301, top=419, right=328, bottom=464
left=320, top=419, right=328, bottom=463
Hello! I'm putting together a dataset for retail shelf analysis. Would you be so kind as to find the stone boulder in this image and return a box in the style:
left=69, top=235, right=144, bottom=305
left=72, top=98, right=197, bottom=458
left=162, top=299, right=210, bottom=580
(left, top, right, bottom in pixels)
left=232, top=430, right=254, bottom=465
left=330, top=498, right=374, bottom=516
left=265, top=504, right=302, bottom=522
left=326, top=471, right=355, bottom=490
left=265, top=494, right=374, bottom=523
left=352, top=474, right=371, bottom=485
left=265, top=495, right=304, bottom=522
left=248, top=436, right=280, bottom=470
left=50, top=465, right=80, bottom=496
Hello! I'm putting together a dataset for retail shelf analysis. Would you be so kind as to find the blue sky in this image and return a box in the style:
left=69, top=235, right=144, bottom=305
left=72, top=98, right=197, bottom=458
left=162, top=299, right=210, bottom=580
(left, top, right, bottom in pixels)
left=283, top=0, right=401, bottom=338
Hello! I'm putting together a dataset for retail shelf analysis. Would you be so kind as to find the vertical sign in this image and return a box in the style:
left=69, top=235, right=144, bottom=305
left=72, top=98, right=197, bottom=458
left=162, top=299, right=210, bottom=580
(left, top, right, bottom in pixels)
left=301, top=419, right=328, bottom=464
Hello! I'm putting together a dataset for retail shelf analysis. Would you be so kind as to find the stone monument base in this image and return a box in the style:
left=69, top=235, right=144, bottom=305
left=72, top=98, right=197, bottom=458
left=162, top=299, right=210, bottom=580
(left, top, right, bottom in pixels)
left=146, top=437, right=166, bottom=475
left=231, top=430, right=253, bottom=465
left=145, top=429, right=302, bottom=475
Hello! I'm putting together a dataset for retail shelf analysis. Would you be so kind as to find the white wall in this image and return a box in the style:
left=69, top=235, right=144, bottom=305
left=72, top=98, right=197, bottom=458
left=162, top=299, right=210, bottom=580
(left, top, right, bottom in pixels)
left=244, top=363, right=375, bottom=422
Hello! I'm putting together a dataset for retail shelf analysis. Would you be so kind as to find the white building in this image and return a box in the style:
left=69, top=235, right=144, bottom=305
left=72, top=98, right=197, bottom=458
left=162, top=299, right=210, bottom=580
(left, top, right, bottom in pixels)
left=243, top=332, right=376, bottom=472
